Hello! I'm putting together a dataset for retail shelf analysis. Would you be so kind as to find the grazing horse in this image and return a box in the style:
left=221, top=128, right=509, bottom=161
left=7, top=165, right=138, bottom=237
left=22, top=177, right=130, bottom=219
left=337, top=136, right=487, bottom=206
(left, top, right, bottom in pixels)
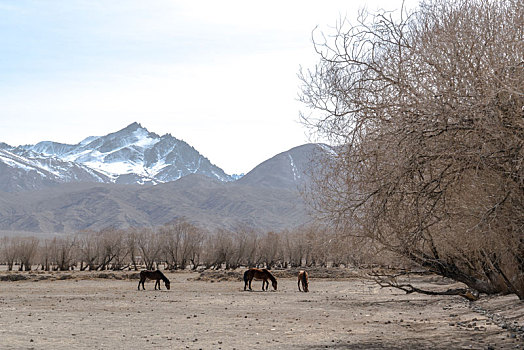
left=137, top=270, right=170, bottom=290
left=298, top=270, right=309, bottom=292
left=244, top=268, right=277, bottom=291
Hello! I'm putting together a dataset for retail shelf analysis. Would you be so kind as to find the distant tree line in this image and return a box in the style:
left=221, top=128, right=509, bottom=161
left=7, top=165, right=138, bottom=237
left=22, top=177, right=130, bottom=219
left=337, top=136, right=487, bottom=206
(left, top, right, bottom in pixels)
left=0, top=219, right=390, bottom=272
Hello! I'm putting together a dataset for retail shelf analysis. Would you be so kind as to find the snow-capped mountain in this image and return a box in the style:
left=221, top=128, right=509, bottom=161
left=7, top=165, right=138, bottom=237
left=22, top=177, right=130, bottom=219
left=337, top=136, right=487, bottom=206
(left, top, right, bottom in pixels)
left=0, top=148, right=110, bottom=192
left=1, top=122, right=233, bottom=190
left=0, top=141, right=329, bottom=232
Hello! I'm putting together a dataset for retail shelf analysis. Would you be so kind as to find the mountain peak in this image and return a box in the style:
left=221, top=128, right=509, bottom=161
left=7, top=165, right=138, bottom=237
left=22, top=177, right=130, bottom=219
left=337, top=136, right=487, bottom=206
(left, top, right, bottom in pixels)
left=238, top=143, right=328, bottom=189
left=116, top=122, right=160, bottom=140
left=125, top=122, right=142, bottom=130
left=3, top=122, right=234, bottom=186
left=118, top=122, right=146, bottom=134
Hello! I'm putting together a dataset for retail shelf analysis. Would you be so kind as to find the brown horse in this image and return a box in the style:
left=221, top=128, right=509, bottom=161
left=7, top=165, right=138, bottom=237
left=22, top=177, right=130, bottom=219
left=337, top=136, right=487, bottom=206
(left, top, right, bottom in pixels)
left=137, top=270, right=170, bottom=290
left=298, top=270, right=309, bottom=292
left=244, top=268, right=277, bottom=291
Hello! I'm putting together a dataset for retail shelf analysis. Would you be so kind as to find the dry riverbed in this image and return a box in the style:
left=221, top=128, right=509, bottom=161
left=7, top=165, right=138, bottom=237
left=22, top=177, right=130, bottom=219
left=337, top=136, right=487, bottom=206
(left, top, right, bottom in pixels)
left=0, top=270, right=522, bottom=349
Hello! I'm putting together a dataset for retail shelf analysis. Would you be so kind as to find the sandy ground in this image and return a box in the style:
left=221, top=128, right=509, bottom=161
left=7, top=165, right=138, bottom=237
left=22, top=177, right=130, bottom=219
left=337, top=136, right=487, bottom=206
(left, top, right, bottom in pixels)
left=0, top=271, right=522, bottom=350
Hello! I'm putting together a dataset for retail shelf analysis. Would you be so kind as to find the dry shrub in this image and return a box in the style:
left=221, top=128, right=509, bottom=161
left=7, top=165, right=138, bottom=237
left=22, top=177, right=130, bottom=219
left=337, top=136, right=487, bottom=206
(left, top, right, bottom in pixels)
left=300, top=0, right=523, bottom=298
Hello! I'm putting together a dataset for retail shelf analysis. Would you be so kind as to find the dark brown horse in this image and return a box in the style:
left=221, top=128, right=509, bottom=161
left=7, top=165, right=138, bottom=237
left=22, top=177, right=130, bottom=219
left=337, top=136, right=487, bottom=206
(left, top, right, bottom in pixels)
left=137, top=270, right=170, bottom=290
left=244, top=268, right=277, bottom=291
left=298, top=270, right=309, bottom=292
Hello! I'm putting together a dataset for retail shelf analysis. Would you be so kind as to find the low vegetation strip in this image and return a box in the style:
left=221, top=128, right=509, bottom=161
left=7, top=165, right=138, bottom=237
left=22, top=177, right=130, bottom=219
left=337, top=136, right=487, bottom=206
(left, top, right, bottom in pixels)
left=0, top=267, right=361, bottom=283
left=0, top=270, right=141, bottom=282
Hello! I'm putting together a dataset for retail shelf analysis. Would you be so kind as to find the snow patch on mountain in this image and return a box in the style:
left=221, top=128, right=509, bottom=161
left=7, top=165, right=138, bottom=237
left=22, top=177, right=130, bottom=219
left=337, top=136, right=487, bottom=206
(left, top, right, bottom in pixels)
left=288, top=154, right=299, bottom=181
left=0, top=148, right=110, bottom=188
left=0, top=150, right=37, bottom=173
left=132, top=127, right=160, bottom=148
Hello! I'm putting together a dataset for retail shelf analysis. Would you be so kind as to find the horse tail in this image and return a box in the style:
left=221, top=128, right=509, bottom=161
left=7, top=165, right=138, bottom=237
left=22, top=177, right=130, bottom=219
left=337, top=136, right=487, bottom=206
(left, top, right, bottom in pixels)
left=243, top=270, right=250, bottom=283
left=302, top=271, right=308, bottom=285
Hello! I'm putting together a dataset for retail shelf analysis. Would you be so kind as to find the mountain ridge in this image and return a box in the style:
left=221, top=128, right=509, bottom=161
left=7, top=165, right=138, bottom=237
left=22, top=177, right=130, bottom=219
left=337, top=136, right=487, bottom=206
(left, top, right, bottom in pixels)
left=0, top=123, right=330, bottom=233
left=0, top=168, right=315, bottom=233
left=1, top=122, right=233, bottom=190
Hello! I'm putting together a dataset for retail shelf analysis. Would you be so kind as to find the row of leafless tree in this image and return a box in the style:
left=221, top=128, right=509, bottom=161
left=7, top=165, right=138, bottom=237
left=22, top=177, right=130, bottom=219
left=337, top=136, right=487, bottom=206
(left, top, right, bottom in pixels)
left=0, top=220, right=391, bottom=272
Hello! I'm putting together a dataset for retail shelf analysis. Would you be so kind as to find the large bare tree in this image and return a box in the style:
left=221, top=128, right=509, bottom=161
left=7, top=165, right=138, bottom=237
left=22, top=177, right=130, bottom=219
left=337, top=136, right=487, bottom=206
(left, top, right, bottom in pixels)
left=299, top=0, right=523, bottom=298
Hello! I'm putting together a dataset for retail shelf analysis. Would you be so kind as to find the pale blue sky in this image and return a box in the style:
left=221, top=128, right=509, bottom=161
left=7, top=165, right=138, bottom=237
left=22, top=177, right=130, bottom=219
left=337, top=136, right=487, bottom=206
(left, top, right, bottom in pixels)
left=0, top=0, right=418, bottom=174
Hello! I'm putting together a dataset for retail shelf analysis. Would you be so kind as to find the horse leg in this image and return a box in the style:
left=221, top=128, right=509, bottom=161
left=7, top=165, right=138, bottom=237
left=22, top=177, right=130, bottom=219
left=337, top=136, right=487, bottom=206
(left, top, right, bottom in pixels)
left=298, top=279, right=302, bottom=292
left=249, top=279, right=252, bottom=291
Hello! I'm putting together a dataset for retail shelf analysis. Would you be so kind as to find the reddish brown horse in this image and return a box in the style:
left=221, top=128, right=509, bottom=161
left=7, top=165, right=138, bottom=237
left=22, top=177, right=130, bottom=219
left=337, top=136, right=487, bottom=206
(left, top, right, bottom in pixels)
left=298, top=270, right=309, bottom=292
left=244, top=268, right=277, bottom=291
left=137, top=270, right=170, bottom=290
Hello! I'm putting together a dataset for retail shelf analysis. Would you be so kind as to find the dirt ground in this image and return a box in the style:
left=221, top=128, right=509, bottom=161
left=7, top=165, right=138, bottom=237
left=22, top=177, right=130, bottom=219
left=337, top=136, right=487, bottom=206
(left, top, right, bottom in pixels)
left=0, top=270, right=522, bottom=350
